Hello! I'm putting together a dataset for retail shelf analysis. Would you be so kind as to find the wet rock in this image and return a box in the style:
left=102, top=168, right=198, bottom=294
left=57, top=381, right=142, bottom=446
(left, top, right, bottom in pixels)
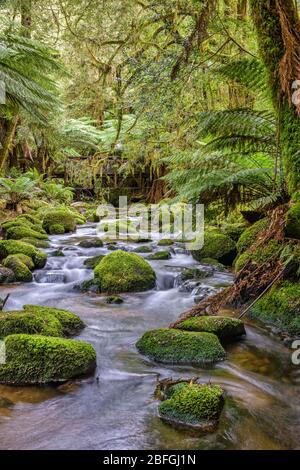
left=83, top=255, right=105, bottom=269
left=105, top=295, right=124, bottom=304
left=0, top=265, right=15, bottom=284
left=177, top=316, right=246, bottom=340
left=51, top=250, right=65, bottom=257
left=34, top=271, right=66, bottom=284
left=180, top=266, right=214, bottom=281
left=133, top=245, right=153, bottom=253
left=146, top=251, right=171, bottom=260
left=79, top=238, right=103, bottom=248
left=74, top=279, right=101, bottom=294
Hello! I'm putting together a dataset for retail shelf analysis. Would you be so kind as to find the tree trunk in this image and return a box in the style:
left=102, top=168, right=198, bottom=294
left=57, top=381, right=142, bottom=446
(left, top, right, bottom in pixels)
left=21, top=0, right=32, bottom=37
left=0, top=116, right=19, bottom=174
left=250, top=0, right=300, bottom=194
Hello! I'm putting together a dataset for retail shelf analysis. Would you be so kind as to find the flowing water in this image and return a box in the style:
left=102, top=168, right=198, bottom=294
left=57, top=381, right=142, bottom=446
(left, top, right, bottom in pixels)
left=0, top=222, right=299, bottom=450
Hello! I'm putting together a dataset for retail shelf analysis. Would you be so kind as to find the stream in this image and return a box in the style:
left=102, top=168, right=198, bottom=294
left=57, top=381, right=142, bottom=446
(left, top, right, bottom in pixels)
left=0, top=222, right=299, bottom=450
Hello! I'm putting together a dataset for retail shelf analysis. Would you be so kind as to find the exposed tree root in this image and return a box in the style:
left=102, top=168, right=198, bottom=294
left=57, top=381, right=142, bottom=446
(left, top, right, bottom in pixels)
left=170, top=206, right=292, bottom=328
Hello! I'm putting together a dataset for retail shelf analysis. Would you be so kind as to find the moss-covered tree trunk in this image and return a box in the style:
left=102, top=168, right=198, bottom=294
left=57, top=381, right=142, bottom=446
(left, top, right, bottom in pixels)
left=250, top=0, right=300, bottom=194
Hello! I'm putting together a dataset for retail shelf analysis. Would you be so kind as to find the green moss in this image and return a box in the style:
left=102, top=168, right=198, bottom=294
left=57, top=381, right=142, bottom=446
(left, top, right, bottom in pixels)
left=235, top=240, right=282, bottom=272
left=133, top=245, right=153, bottom=253
left=49, top=224, right=65, bottom=234
left=177, top=316, right=246, bottom=340
left=0, top=311, right=63, bottom=337
left=23, top=305, right=85, bottom=336
left=3, top=256, right=33, bottom=282
left=159, top=383, right=224, bottom=426
left=105, top=296, right=124, bottom=304
left=236, top=219, right=269, bottom=253
left=84, top=255, right=105, bottom=269
left=51, top=249, right=64, bottom=257
left=181, top=267, right=211, bottom=281
left=5, top=253, right=34, bottom=270
left=20, top=238, right=49, bottom=248
left=146, top=251, right=171, bottom=260
left=221, top=223, right=247, bottom=242
left=42, top=209, right=76, bottom=234
left=79, top=238, right=103, bottom=248
left=6, top=225, right=48, bottom=241
left=285, top=203, right=300, bottom=240
left=0, top=265, right=15, bottom=283
left=192, top=230, right=236, bottom=265
left=136, top=328, right=226, bottom=365
left=0, top=334, right=96, bottom=385
left=94, top=250, right=156, bottom=293
left=200, top=258, right=225, bottom=270
left=158, top=239, right=174, bottom=246
left=251, top=281, right=300, bottom=335
left=0, top=240, right=47, bottom=269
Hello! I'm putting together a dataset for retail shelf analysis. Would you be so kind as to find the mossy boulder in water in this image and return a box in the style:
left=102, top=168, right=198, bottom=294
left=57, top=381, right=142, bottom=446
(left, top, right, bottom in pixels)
left=158, top=239, right=174, bottom=246
left=236, top=218, right=269, bottom=253
left=20, top=238, right=49, bottom=248
left=146, top=251, right=171, bottom=260
left=0, top=265, right=15, bottom=284
left=42, top=209, right=76, bottom=234
left=136, top=328, right=226, bottom=365
left=23, top=305, right=85, bottom=336
left=6, top=225, right=48, bottom=241
left=159, top=382, right=224, bottom=431
left=0, top=310, right=63, bottom=337
left=2, top=255, right=33, bottom=282
left=79, top=238, right=103, bottom=248
left=177, top=316, right=246, bottom=340
left=251, top=281, right=300, bottom=336
left=192, top=230, right=236, bottom=265
left=133, top=245, right=153, bottom=253
left=105, top=296, right=124, bottom=304
left=0, top=334, right=96, bottom=385
left=84, top=254, right=105, bottom=269
left=49, top=224, right=65, bottom=235
left=285, top=203, right=300, bottom=239
left=94, top=250, right=156, bottom=293
left=0, top=240, right=47, bottom=269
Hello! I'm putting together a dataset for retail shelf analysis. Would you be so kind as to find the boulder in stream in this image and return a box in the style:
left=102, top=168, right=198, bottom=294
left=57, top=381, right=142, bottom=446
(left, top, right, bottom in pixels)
left=0, top=240, right=47, bottom=269
left=94, top=250, right=156, bottom=293
left=23, top=305, right=85, bottom=336
left=0, top=334, right=96, bottom=385
left=83, top=254, right=105, bottom=269
left=0, top=265, right=15, bottom=284
left=79, top=238, right=103, bottom=248
left=42, top=209, right=76, bottom=234
left=192, top=230, right=236, bottom=266
left=159, top=381, right=224, bottom=432
left=2, top=255, right=33, bottom=282
left=146, top=250, right=171, bottom=260
left=136, top=328, right=226, bottom=365
left=177, top=316, right=246, bottom=341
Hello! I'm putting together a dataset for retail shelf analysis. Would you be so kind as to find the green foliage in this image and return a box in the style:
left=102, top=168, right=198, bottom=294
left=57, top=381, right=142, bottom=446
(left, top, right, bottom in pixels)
left=42, top=182, right=74, bottom=204
left=285, top=203, right=300, bottom=240
left=136, top=328, right=226, bottom=365
left=177, top=316, right=246, bottom=340
left=159, top=383, right=224, bottom=425
left=94, top=250, right=156, bottom=293
left=0, top=334, right=96, bottom=385
left=0, top=177, right=40, bottom=209
left=251, top=281, right=300, bottom=335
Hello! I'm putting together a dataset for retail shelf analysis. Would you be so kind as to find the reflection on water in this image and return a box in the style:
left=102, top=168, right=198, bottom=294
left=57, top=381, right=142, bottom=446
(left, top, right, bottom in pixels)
left=0, top=223, right=299, bottom=450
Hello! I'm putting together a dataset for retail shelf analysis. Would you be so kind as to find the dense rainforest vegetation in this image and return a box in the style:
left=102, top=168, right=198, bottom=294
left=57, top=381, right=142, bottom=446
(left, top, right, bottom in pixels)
left=1, top=0, right=300, bottom=451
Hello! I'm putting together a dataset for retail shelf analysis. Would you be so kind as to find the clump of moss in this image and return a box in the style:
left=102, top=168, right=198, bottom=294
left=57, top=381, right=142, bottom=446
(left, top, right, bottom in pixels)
left=221, top=223, right=247, bottom=242
left=2, top=255, right=33, bottom=282
left=0, top=311, right=63, bottom=337
left=105, top=296, right=124, bottom=304
left=285, top=203, right=300, bottom=239
left=136, top=328, right=226, bottom=365
left=6, top=225, right=48, bottom=241
left=49, top=224, right=65, bottom=235
left=0, top=240, right=47, bottom=269
left=181, top=267, right=212, bottom=281
left=158, top=239, right=174, bottom=246
left=177, top=316, right=246, bottom=340
left=234, top=240, right=282, bottom=272
left=51, top=249, right=64, bottom=257
left=6, top=253, right=34, bottom=270
left=42, top=209, right=76, bottom=234
left=146, top=251, right=171, bottom=260
left=133, top=245, right=153, bottom=253
left=23, top=305, right=85, bottom=336
left=0, top=334, right=96, bottom=385
left=0, top=265, right=15, bottom=283
left=200, top=258, right=225, bottom=270
left=20, top=238, right=49, bottom=248
left=79, top=238, right=103, bottom=248
left=84, top=255, right=105, bottom=269
left=159, top=382, right=224, bottom=428
left=192, top=230, right=236, bottom=265
left=251, top=281, right=300, bottom=336
left=94, top=250, right=156, bottom=293
left=236, top=218, right=269, bottom=253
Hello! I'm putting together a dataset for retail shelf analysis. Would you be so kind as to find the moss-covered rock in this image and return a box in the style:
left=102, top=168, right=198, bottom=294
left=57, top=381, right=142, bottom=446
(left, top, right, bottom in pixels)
left=79, top=238, right=103, bottom=248
left=0, top=311, right=63, bottom=337
left=133, top=245, right=153, bottom=253
left=0, top=334, right=96, bottom=385
left=0, top=240, right=47, bottom=269
left=200, top=258, right=225, bottom=270
left=158, top=239, right=174, bottom=246
left=251, top=281, right=300, bottom=336
left=51, top=249, right=64, bottom=257
left=236, top=218, right=269, bottom=253
left=181, top=267, right=213, bottom=281
left=159, top=382, right=224, bottom=430
left=105, top=296, right=124, bottom=304
left=221, top=223, right=247, bottom=242
left=23, top=305, right=85, bottom=336
left=42, top=209, right=76, bottom=234
left=136, top=328, right=226, bottom=365
left=285, top=203, right=300, bottom=239
left=6, top=225, right=48, bottom=241
left=192, top=230, right=236, bottom=265
left=177, top=316, right=246, bottom=340
left=20, top=238, right=49, bottom=248
left=3, top=256, right=33, bottom=282
left=49, top=224, right=65, bottom=234
left=0, top=265, right=15, bottom=284
left=84, top=254, right=105, bottom=269
left=7, top=253, right=34, bottom=270
left=146, top=251, right=171, bottom=260
left=234, top=240, right=282, bottom=273
left=94, top=250, right=156, bottom=293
